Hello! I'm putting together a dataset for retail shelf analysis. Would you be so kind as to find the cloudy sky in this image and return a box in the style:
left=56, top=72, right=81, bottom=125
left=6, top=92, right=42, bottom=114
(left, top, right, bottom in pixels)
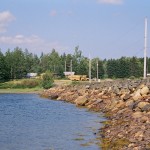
left=0, top=0, right=149, bottom=59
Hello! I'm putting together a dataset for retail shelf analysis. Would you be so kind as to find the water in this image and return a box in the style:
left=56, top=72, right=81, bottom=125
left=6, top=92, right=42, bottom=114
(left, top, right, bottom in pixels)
left=0, top=94, right=105, bottom=150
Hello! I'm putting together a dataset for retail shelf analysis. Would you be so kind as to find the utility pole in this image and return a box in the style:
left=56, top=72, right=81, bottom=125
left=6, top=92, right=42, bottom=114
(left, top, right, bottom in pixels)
left=70, top=60, right=72, bottom=73
left=144, top=17, right=148, bottom=79
left=97, top=60, right=99, bottom=81
left=89, top=54, right=91, bottom=83
left=65, top=61, right=66, bottom=72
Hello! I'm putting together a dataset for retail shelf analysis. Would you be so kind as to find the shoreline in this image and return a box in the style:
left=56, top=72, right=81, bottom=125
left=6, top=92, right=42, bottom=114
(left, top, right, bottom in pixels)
left=40, top=79, right=150, bottom=150
left=0, top=88, right=44, bottom=94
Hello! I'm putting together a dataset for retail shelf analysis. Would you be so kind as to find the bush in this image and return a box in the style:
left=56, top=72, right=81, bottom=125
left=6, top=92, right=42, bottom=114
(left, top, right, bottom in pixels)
left=42, top=71, right=54, bottom=89
left=129, top=76, right=135, bottom=80
left=22, top=79, right=40, bottom=88
left=0, top=79, right=41, bottom=89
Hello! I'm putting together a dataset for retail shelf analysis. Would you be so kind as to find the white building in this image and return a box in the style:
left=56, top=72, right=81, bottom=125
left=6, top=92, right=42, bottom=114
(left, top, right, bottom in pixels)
left=64, top=72, right=75, bottom=76
left=27, top=73, right=37, bottom=78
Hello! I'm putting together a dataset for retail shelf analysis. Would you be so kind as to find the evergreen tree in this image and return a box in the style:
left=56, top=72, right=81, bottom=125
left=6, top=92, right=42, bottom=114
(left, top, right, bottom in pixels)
left=0, top=51, right=7, bottom=81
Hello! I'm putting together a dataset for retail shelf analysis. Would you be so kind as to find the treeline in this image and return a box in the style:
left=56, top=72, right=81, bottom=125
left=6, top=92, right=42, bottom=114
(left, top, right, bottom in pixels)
left=0, top=46, right=149, bottom=82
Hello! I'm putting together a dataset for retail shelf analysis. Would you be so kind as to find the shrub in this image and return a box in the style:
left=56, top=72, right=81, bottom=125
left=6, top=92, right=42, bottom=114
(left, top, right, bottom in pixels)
left=129, top=76, right=135, bottom=79
left=0, top=79, right=41, bottom=89
left=41, top=71, right=54, bottom=89
left=22, top=79, right=40, bottom=88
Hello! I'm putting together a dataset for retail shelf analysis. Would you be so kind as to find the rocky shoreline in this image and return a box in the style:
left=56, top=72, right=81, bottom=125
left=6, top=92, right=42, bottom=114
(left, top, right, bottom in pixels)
left=40, top=79, right=150, bottom=150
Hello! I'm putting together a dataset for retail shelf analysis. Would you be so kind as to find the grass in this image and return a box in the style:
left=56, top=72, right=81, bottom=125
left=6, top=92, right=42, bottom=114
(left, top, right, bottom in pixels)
left=73, top=138, right=85, bottom=141
left=0, top=78, right=44, bottom=93
left=100, top=138, right=130, bottom=150
left=0, top=78, right=41, bottom=89
left=0, top=87, right=43, bottom=93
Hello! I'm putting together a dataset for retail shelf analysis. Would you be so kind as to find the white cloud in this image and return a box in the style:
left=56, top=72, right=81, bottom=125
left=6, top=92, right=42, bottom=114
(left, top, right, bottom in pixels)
left=0, top=11, right=15, bottom=33
left=0, top=34, right=43, bottom=45
left=0, top=34, right=68, bottom=54
left=97, top=0, right=123, bottom=5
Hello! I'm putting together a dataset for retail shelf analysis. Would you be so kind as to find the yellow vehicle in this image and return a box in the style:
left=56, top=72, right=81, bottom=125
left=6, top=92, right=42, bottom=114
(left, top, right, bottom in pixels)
left=68, top=75, right=88, bottom=81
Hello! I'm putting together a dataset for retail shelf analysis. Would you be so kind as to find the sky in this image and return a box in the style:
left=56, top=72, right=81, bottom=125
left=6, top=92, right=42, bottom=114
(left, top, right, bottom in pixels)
left=0, top=0, right=149, bottom=59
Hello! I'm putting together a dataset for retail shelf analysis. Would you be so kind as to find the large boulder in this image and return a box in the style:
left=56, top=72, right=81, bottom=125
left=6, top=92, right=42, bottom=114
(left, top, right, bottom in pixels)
left=132, top=112, right=143, bottom=118
left=140, top=86, right=149, bottom=95
left=141, top=104, right=150, bottom=112
left=74, top=95, right=88, bottom=106
left=137, top=102, right=149, bottom=109
left=49, top=94, right=58, bottom=99
left=123, top=93, right=131, bottom=101
left=132, top=89, right=142, bottom=101
left=126, top=99, right=134, bottom=107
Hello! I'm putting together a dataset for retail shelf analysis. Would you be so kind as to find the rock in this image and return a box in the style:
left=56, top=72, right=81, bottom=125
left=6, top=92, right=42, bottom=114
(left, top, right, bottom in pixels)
left=111, top=100, right=125, bottom=111
left=113, top=87, right=120, bottom=95
left=92, top=99, right=103, bottom=105
left=49, top=94, right=58, bottom=99
left=85, top=85, right=90, bottom=89
left=123, top=93, right=131, bottom=101
left=126, top=99, right=134, bottom=107
left=142, top=104, right=150, bottom=112
left=41, top=79, right=150, bottom=150
left=132, top=112, right=143, bottom=118
left=74, top=95, right=88, bottom=106
left=139, top=84, right=145, bottom=89
left=128, top=143, right=135, bottom=148
left=101, top=95, right=109, bottom=99
left=140, top=86, right=149, bottom=95
left=133, top=147, right=141, bottom=150
left=98, top=91, right=104, bottom=97
left=133, top=90, right=142, bottom=101
left=137, top=102, right=149, bottom=109
left=134, top=131, right=144, bottom=141
left=141, top=116, right=149, bottom=123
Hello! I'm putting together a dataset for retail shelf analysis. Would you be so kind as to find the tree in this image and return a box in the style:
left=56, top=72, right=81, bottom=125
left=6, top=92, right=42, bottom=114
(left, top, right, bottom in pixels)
left=5, top=49, right=13, bottom=80
left=91, top=58, right=105, bottom=79
left=42, top=71, right=54, bottom=89
left=49, top=49, right=61, bottom=74
left=129, top=56, right=143, bottom=78
left=106, top=59, right=118, bottom=78
left=72, top=46, right=83, bottom=74
left=116, top=57, right=130, bottom=78
left=0, top=50, right=8, bottom=81
left=11, top=47, right=26, bottom=79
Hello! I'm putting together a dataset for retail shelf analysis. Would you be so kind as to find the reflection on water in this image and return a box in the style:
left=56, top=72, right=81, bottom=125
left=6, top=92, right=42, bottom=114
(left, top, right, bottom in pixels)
left=0, top=94, right=105, bottom=150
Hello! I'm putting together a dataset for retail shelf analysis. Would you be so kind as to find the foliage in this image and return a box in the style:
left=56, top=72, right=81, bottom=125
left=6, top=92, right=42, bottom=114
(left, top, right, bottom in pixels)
left=0, top=46, right=147, bottom=82
left=0, top=79, right=41, bottom=89
left=0, top=51, right=7, bottom=82
left=41, top=71, right=54, bottom=89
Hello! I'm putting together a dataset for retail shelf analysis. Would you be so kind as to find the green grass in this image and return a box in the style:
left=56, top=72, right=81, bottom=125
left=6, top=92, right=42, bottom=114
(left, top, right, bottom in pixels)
left=0, top=78, right=41, bottom=89
left=0, top=79, right=44, bottom=93
left=73, top=138, right=85, bottom=141
left=0, top=87, right=43, bottom=93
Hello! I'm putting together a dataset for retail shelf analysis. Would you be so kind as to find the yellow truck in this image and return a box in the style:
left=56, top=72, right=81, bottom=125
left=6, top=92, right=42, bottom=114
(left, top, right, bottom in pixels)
left=68, top=75, right=88, bottom=81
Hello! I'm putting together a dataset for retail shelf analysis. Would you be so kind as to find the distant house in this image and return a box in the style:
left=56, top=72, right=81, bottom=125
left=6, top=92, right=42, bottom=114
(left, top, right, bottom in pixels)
left=64, top=72, right=75, bottom=77
left=27, top=73, right=37, bottom=78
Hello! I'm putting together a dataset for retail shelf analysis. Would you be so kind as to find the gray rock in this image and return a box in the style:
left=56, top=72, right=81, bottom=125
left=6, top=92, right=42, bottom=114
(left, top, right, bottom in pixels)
left=123, top=94, right=130, bottom=101
left=138, top=102, right=149, bottom=109
left=141, top=104, right=150, bottom=112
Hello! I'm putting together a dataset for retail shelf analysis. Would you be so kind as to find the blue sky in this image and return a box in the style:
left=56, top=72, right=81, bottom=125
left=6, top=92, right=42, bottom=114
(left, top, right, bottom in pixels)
left=0, top=0, right=149, bottom=59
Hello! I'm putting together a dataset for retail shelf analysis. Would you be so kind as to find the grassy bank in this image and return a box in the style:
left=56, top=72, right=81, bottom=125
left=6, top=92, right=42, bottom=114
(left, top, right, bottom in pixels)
left=0, top=79, right=43, bottom=93
left=0, top=87, right=43, bottom=94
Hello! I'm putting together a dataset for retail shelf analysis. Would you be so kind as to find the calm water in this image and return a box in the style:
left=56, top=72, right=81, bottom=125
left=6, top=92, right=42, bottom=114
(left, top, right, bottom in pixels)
left=0, top=94, right=105, bottom=150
